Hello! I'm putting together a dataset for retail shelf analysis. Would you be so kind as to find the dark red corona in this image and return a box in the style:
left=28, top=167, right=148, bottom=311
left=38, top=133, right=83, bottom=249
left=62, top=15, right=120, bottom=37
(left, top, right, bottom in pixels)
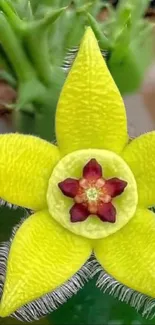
left=59, top=159, right=127, bottom=223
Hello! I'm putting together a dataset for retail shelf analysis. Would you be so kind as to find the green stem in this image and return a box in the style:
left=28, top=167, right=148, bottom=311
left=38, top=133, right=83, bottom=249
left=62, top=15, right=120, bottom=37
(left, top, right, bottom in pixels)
left=25, top=30, right=53, bottom=86
left=14, top=101, right=56, bottom=141
left=77, top=2, right=93, bottom=13
left=0, top=70, right=16, bottom=87
left=0, top=0, right=24, bottom=33
left=87, top=13, right=112, bottom=50
left=14, top=110, right=35, bottom=135
left=35, top=107, right=55, bottom=141
left=0, top=13, right=36, bottom=82
left=24, top=8, right=66, bottom=86
left=26, top=7, right=67, bottom=32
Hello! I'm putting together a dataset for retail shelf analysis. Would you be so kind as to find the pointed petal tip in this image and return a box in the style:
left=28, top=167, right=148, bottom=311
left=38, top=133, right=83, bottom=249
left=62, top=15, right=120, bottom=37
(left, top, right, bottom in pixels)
left=84, top=26, right=94, bottom=37
left=0, top=303, right=11, bottom=318
left=106, top=178, right=128, bottom=198
left=58, top=178, right=79, bottom=198
left=97, top=202, right=116, bottom=223
left=70, top=203, right=89, bottom=223
left=81, top=26, right=99, bottom=49
left=0, top=211, right=92, bottom=319
left=83, top=158, right=102, bottom=180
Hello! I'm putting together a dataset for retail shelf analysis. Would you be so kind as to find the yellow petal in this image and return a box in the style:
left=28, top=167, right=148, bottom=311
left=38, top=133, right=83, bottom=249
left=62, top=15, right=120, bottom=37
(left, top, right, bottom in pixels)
left=56, top=27, right=128, bottom=156
left=0, top=133, right=60, bottom=210
left=122, top=132, right=155, bottom=207
left=94, top=208, right=155, bottom=298
left=0, top=210, right=91, bottom=317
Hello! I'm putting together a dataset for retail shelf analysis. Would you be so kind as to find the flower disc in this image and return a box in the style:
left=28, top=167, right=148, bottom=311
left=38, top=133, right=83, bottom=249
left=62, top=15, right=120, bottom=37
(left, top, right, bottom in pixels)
left=47, top=149, right=138, bottom=239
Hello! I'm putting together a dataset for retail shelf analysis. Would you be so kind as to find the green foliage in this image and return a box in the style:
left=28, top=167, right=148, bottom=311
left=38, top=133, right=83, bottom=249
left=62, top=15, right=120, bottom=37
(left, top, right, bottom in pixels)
left=0, top=0, right=102, bottom=140
left=0, top=0, right=152, bottom=124
left=87, top=0, right=153, bottom=94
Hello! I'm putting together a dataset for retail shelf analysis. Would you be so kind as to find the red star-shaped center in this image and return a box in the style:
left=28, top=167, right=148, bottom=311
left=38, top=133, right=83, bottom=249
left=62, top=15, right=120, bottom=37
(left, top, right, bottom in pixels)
left=58, top=159, right=127, bottom=223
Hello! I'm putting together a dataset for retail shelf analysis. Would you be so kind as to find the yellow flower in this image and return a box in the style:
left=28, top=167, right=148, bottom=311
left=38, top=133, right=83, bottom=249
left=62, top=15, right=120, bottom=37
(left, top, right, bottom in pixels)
left=0, top=27, right=154, bottom=321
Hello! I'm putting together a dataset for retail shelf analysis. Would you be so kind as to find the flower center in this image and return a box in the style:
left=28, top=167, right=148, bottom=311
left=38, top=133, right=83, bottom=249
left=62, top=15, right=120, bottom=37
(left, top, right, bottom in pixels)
left=47, top=149, right=138, bottom=239
left=86, top=187, right=99, bottom=201
left=58, top=158, right=128, bottom=223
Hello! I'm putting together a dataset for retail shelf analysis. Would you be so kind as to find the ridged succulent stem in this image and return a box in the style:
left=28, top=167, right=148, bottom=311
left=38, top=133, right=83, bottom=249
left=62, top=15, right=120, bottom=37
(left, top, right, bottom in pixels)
left=0, top=13, right=36, bottom=82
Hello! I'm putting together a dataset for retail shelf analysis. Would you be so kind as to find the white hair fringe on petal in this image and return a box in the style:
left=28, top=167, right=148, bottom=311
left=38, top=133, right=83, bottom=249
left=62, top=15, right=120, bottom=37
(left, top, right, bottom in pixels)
left=0, top=211, right=93, bottom=322
left=1, top=198, right=155, bottom=321
left=13, top=259, right=93, bottom=322
left=62, top=47, right=109, bottom=73
left=0, top=198, right=18, bottom=210
left=92, top=260, right=155, bottom=320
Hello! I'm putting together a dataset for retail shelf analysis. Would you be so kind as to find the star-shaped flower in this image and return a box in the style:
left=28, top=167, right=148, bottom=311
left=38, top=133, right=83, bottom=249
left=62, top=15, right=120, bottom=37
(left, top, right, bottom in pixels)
left=59, top=158, right=127, bottom=223
left=0, top=27, right=154, bottom=321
